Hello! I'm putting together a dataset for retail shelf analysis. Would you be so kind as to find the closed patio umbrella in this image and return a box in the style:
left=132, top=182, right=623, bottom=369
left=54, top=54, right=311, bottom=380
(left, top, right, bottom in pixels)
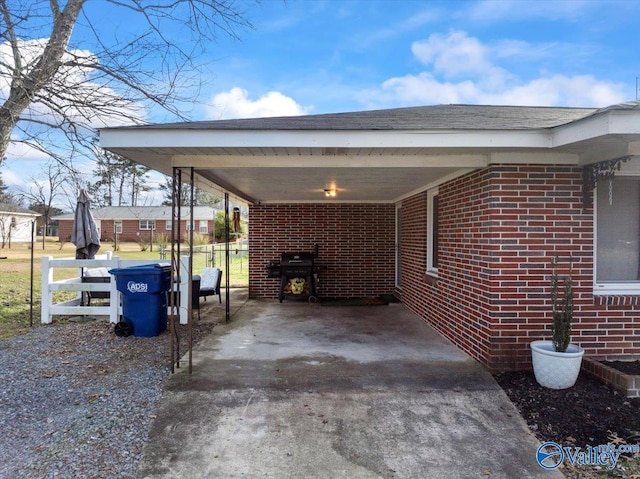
left=71, top=189, right=100, bottom=259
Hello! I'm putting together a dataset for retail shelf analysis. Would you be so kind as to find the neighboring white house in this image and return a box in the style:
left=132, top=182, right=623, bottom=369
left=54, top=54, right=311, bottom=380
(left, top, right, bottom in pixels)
left=0, top=203, right=40, bottom=246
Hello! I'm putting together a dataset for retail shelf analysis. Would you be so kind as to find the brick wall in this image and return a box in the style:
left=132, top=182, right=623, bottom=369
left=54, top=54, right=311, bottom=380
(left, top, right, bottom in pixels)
left=249, top=204, right=396, bottom=299
left=58, top=221, right=73, bottom=242
left=399, top=165, right=640, bottom=371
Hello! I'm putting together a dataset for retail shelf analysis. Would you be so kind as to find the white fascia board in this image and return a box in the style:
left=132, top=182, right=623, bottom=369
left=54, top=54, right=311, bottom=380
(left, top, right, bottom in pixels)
left=628, top=142, right=640, bottom=156
left=489, top=152, right=579, bottom=165
left=609, top=112, right=640, bottom=134
left=173, top=153, right=489, bottom=168
left=552, top=110, right=640, bottom=147
left=101, top=128, right=551, bottom=150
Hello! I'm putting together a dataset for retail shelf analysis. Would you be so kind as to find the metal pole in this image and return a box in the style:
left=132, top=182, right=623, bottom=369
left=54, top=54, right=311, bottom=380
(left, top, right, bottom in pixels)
left=29, top=219, right=35, bottom=327
left=188, top=167, right=194, bottom=374
left=225, top=193, right=230, bottom=323
left=169, top=168, right=177, bottom=374
left=175, top=170, right=182, bottom=369
left=170, top=168, right=183, bottom=373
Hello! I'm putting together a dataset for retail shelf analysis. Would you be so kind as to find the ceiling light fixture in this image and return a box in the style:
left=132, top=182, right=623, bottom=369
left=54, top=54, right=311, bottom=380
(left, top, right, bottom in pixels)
left=324, top=188, right=337, bottom=197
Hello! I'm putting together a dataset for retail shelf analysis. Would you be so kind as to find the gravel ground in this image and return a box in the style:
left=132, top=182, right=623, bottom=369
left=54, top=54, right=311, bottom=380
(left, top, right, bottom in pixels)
left=0, top=318, right=215, bottom=479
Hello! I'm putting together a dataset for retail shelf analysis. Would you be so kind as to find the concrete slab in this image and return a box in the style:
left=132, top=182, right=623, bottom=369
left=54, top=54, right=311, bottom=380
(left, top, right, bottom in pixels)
left=138, top=296, right=562, bottom=479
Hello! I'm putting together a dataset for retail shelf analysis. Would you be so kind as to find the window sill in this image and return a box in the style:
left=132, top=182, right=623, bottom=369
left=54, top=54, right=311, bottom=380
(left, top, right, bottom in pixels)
left=593, top=285, right=640, bottom=306
left=593, top=284, right=640, bottom=296
left=425, top=271, right=439, bottom=285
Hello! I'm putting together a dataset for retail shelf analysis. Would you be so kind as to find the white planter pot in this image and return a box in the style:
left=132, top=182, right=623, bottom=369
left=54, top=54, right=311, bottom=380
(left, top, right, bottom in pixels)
left=530, top=340, right=585, bottom=389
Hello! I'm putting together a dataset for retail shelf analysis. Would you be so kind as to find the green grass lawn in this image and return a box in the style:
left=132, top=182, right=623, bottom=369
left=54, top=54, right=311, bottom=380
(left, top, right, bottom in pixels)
left=0, top=239, right=248, bottom=339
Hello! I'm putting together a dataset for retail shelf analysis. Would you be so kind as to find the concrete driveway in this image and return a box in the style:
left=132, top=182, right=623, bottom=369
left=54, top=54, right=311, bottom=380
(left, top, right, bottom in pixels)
left=138, top=295, right=561, bottom=479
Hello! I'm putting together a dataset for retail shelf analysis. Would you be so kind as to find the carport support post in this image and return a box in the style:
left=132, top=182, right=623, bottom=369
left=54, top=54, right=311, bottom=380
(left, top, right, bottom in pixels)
left=170, top=167, right=183, bottom=374
left=224, top=192, right=230, bottom=322
left=188, top=167, right=194, bottom=373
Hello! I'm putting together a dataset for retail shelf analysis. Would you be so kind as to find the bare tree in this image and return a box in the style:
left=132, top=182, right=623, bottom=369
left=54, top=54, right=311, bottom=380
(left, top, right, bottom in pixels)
left=0, top=0, right=255, bottom=166
left=18, top=162, right=64, bottom=248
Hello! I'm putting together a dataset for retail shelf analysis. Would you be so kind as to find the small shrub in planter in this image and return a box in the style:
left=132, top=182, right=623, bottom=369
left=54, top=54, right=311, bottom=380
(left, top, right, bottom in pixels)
left=531, top=256, right=585, bottom=389
left=551, top=256, right=573, bottom=352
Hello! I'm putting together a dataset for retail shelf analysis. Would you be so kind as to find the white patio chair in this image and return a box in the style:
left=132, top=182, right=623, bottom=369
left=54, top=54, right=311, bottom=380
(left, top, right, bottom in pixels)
left=199, top=267, right=222, bottom=304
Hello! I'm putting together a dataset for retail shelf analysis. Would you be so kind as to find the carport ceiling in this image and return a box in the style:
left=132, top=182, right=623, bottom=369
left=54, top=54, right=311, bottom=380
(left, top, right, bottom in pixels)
left=100, top=103, right=640, bottom=204
left=195, top=165, right=464, bottom=203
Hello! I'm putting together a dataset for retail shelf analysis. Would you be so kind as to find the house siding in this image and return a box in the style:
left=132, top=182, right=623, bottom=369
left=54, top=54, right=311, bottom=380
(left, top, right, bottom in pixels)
left=399, top=165, right=640, bottom=371
left=0, top=213, right=38, bottom=243
left=248, top=204, right=396, bottom=299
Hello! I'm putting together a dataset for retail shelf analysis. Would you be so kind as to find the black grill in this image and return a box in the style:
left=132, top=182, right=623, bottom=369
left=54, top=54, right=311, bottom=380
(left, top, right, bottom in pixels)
left=278, top=252, right=317, bottom=303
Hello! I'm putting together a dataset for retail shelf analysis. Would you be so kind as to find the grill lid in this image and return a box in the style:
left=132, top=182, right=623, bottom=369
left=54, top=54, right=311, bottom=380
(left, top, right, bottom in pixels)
left=280, top=252, right=314, bottom=266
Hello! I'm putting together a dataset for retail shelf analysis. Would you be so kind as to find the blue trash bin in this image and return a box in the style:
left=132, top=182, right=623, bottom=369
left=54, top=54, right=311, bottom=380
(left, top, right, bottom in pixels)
left=109, top=263, right=172, bottom=337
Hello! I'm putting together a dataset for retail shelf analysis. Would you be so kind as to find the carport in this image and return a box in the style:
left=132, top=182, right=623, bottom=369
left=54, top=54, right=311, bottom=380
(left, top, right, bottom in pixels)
left=99, top=107, right=488, bottom=369
left=100, top=103, right=640, bottom=371
left=98, top=105, right=542, bottom=311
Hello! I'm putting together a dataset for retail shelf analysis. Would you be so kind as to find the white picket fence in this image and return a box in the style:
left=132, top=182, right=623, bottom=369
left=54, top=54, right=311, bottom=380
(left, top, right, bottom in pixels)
left=41, top=252, right=192, bottom=325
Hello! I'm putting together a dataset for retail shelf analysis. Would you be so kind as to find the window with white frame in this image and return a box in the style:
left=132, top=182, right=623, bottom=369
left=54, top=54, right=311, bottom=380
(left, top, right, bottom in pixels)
left=114, top=220, right=122, bottom=234
left=595, top=175, right=640, bottom=294
left=427, top=188, right=439, bottom=276
left=199, top=220, right=208, bottom=233
left=185, top=220, right=194, bottom=231
left=165, top=220, right=172, bottom=231
left=139, top=219, right=155, bottom=230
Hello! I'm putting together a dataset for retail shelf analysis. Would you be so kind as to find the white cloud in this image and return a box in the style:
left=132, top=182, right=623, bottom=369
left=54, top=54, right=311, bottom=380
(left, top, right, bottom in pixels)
left=380, top=71, right=624, bottom=107
left=480, top=74, right=625, bottom=107
left=411, top=31, right=513, bottom=91
left=0, top=39, right=146, bottom=131
left=412, top=31, right=492, bottom=77
left=2, top=168, right=24, bottom=187
left=5, top=140, right=51, bottom=162
left=205, top=87, right=311, bottom=119
left=369, top=31, right=626, bottom=108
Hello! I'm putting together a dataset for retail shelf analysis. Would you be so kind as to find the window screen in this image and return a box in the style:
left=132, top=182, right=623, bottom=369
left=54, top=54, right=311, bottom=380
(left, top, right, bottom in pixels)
left=596, top=177, right=640, bottom=282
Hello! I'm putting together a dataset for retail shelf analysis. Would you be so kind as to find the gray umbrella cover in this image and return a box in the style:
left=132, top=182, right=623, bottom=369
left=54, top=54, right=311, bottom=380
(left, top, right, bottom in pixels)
left=71, top=189, right=101, bottom=259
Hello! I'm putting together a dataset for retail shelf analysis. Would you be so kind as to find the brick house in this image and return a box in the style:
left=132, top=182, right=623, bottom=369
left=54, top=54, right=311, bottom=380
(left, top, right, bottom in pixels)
left=56, top=206, right=217, bottom=243
left=100, top=102, right=640, bottom=370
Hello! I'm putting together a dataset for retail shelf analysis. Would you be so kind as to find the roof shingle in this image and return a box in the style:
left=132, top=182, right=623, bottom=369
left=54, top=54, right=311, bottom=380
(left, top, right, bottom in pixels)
left=115, top=104, right=602, bottom=132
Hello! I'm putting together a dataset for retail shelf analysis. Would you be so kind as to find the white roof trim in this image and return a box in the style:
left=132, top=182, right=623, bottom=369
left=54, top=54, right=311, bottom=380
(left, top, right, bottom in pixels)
left=101, top=129, right=553, bottom=150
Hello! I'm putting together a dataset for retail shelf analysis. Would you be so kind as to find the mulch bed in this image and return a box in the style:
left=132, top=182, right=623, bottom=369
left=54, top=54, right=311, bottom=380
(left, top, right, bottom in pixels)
left=494, top=370, right=640, bottom=447
left=601, top=360, right=640, bottom=376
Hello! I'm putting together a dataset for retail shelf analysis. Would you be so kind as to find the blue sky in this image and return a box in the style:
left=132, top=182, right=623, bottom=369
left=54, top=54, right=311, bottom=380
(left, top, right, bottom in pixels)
left=3, top=0, right=640, bottom=203
left=189, top=0, right=639, bottom=121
